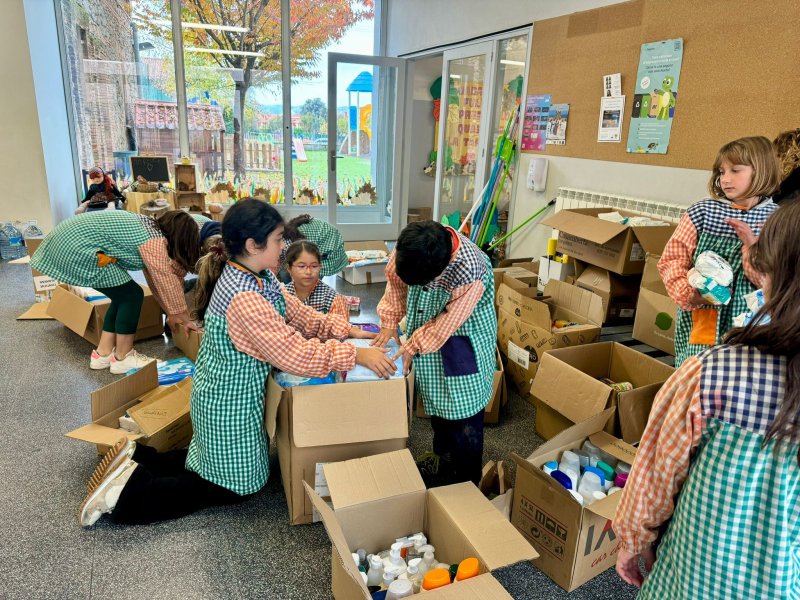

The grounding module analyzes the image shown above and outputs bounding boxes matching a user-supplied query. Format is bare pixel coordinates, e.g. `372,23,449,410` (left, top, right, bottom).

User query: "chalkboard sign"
130,156,171,183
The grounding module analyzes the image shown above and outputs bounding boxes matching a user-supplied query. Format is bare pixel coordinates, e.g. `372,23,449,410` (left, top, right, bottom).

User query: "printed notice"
507,340,530,370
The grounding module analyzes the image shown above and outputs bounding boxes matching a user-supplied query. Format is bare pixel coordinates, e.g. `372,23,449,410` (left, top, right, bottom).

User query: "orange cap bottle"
455,557,479,581
421,568,451,591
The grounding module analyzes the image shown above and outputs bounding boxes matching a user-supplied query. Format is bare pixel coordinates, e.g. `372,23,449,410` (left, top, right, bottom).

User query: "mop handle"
487,199,556,250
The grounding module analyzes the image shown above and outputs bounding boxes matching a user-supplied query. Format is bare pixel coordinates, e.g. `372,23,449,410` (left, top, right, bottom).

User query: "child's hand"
392,345,413,375
371,327,399,347
725,218,757,248
687,289,707,307
348,325,377,340
355,347,397,379
168,312,200,332
615,546,655,588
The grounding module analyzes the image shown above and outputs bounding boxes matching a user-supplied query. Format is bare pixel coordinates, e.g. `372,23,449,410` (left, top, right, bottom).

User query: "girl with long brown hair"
614,199,800,598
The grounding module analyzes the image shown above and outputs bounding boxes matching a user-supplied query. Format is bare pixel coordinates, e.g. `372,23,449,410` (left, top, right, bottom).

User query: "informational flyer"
627,38,684,154
521,94,551,151
546,103,570,145
598,96,625,142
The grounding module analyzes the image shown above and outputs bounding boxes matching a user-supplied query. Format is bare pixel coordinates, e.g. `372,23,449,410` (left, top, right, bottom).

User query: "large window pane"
59,0,177,191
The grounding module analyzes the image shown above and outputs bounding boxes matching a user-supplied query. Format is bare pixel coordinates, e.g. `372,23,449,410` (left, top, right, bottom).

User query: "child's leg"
430,409,485,486
95,281,144,359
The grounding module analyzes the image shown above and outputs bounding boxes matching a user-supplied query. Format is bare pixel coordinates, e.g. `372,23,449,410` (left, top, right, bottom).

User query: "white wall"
407,55,442,209
0,0,53,230
386,0,628,57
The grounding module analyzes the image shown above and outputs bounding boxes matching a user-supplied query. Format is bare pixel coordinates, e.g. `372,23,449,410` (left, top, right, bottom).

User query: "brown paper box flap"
428,483,538,570
589,430,638,466
344,241,388,252
17,302,54,320
264,375,283,440
543,280,604,326
128,377,192,437
495,283,551,328
584,492,621,521
302,481,370,596
641,254,667,293
291,377,408,448
542,208,628,246
323,449,424,510
90,361,158,421
631,224,676,256
47,285,94,334
526,408,616,462
65,424,142,446
531,354,611,424
426,573,512,598
610,342,674,387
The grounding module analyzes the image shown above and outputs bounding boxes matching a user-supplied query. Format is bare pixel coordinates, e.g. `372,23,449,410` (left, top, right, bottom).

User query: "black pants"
110,446,248,525
430,409,485,486
95,279,144,335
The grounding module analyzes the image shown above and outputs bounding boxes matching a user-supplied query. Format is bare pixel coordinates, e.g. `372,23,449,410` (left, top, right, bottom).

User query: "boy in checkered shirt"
373,221,497,486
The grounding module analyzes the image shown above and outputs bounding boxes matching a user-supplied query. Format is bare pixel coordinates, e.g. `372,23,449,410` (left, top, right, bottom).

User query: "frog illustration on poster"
627,38,684,154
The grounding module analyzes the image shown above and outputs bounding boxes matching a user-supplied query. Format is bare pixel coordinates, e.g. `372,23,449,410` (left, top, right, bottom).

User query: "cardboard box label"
629,242,645,262
516,494,570,562
507,340,531,370
619,308,635,318
33,275,58,293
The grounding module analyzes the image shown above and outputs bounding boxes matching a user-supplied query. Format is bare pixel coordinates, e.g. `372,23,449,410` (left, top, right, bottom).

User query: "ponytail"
192,239,227,323
283,214,312,242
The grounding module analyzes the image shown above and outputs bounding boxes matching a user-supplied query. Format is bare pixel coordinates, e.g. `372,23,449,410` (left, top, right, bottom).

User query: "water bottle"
0,222,26,260
23,220,44,239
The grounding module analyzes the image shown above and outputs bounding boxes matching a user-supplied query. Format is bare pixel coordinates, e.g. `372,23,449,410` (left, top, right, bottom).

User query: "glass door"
328,53,407,241
433,42,495,223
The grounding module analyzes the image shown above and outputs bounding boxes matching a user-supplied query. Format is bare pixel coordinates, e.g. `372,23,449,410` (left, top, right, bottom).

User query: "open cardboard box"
511,409,636,592
265,371,415,525
65,361,193,454
633,254,677,354
496,279,603,396
172,325,203,362
416,346,507,424
338,241,389,285
574,262,642,325
47,283,163,346
492,260,539,292
537,256,575,292
530,342,674,443
304,449,538,599
542,208,676,275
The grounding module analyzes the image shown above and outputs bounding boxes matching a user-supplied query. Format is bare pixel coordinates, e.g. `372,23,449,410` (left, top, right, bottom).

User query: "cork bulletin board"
524,0,800,169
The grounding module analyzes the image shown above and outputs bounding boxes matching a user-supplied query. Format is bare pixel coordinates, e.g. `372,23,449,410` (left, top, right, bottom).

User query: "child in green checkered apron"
614,199,800,598
373,221,497,487
658,137,780,366
78,200,396,527
279,214,348,282
30,210,201,374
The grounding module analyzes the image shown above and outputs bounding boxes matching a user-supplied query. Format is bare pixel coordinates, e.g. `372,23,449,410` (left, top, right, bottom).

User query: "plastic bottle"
614,473,629,488
385,579,413,599
366,555,384,587
386,543,407,576
616,461,632,475
0,222,26,260
564,467,579,490
404,563,423,593
382,570,397,590
406,533,427,561
577,471,604,505
421,568,451,591
582,466,606,488
357,548,368,572
572,449,590,469
455,557,479,581
549,470,573,490
559,450,580,474
22,220,43,239
607,486,623,495
542,461,558,476
418,550,436,576
569,490,584,505
582,440,602,467
596,461,616,491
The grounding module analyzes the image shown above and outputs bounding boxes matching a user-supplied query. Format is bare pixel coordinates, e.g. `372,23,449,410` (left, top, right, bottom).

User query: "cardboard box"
46,284,163,346
125,191,174,214
633,254,677,354
416,347,507,424
172,325,203,362
542,208,676,275
493,259,539,291
406,207,433,223
265,372,415,525
24,237,58,304
530,342,674,443
496,280,603,396
338,241,389,285
305,449,538,599
511,409,636,592
537,256,576,292
65,361,193,453
574,263,641,324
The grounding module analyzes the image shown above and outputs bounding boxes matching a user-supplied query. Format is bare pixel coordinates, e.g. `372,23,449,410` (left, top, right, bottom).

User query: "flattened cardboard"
172,325,203,362
47,284,163,346
308,449,537,599
17,302,54,320
632,254,677,354
575,264,641,324
542,208,676,275
265,372,413,525
496,280,602,396
511,409,636,591
65,362,193,453
530,342,674,442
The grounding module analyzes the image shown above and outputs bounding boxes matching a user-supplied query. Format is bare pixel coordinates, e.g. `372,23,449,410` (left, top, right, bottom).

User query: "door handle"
330,151,337,172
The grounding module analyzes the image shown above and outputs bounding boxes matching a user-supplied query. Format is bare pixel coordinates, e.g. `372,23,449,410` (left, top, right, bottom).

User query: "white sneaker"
79,459,137,527
87,437,136,495
109,349,156,375
90,349,114,370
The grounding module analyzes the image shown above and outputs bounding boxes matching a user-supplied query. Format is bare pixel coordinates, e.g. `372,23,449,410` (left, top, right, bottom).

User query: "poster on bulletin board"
627,38,684,154
521,94,551,151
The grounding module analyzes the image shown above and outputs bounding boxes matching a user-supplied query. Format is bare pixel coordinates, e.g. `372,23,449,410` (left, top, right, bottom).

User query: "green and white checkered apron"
298,218,348,277
674,199,777,367
185,263,286,495
638,345,800,599
407,251,497,420
30,211,156,288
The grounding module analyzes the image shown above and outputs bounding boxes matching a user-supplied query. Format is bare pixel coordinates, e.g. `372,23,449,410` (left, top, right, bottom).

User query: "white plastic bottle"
559,450,580,474
577,471,604,505
404,563,423,593
366,555,384,587
385,578,414,599
386,543,407,576
382,570,397,590
418,550,436,576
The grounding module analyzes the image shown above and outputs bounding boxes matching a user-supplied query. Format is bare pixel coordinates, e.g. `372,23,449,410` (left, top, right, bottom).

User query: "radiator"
554,187,686,224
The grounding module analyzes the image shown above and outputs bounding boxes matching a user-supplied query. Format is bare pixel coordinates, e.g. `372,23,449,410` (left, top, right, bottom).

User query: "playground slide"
291,138,307,162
